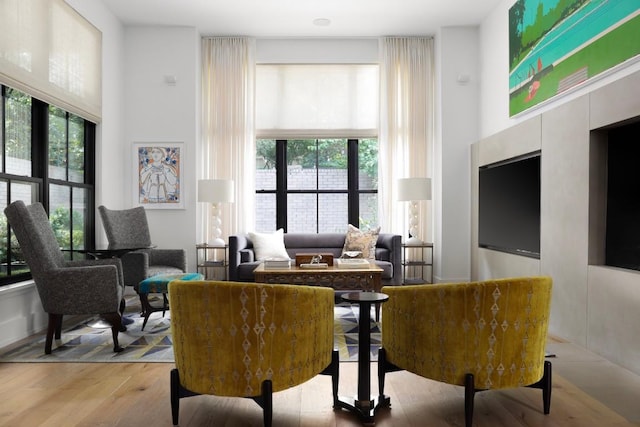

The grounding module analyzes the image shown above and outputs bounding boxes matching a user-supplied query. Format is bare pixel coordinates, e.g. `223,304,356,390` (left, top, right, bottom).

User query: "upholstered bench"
138,272,204,330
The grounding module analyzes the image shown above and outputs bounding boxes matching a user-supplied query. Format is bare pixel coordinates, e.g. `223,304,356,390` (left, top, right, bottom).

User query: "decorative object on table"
397,177,432,245
4,201,126,354
341,224,380,260
197,179,235,246
335,258,370,269
379,276,553,427
263,257,292,269
295,253,334,266
168,280,339,426
134,142,184,209
98,205,186,312
299,253,329,268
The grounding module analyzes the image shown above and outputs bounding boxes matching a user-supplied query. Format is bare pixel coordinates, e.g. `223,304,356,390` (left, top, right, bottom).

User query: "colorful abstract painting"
509,0,640,116
134,143,183,209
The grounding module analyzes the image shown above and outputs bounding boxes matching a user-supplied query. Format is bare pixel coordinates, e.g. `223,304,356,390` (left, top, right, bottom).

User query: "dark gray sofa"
229,232,402,286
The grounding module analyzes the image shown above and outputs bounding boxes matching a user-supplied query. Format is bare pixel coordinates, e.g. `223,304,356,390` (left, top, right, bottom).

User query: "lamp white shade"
397,177,432,201
198,179,235,204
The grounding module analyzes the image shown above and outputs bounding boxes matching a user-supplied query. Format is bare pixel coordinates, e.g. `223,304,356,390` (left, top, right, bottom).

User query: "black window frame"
0,85,96,286
256,138,377,232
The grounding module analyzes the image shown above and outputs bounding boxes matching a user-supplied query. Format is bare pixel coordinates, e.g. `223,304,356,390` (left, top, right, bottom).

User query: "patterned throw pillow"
341,224,380,260
248,229,290,260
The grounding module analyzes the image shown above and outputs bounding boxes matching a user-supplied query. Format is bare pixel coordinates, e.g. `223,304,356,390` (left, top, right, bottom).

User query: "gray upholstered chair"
98,206,186,311
4,200,126,354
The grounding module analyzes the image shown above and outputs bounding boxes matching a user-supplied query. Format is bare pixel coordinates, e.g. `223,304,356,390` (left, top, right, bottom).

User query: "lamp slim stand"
405,200,423,246
209,202,225,247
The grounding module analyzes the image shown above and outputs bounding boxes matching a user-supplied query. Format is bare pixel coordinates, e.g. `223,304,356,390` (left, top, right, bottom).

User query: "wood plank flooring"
0,357,638,427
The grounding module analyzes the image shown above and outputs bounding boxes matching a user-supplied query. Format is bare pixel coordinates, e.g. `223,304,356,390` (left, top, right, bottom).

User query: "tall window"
0,85,95,285
256,138,377,233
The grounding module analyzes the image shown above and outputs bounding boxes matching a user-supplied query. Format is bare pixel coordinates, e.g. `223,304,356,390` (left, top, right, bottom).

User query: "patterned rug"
0,297,381,363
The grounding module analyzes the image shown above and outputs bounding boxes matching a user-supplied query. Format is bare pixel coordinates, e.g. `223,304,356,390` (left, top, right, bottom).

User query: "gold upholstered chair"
168,280,339,427
378,276,553,427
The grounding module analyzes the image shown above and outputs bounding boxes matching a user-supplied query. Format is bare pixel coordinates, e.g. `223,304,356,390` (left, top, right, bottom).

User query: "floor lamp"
397,177,432,245
198,179,235,246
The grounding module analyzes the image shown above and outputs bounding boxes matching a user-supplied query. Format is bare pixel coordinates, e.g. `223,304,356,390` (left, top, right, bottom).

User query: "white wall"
436,27,479,283
122,26,200,267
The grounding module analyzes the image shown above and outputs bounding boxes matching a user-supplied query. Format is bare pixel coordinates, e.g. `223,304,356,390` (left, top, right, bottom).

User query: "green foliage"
48,106,85,171
50,207,85,249
256,138,378,180
4,88,32,160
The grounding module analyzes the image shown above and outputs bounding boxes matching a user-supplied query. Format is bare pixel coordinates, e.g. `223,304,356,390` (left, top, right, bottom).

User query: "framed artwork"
509,0,640,116
133,142,184,209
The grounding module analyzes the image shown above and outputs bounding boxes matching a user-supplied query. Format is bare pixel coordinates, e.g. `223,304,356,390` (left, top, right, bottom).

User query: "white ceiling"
100,0,503,37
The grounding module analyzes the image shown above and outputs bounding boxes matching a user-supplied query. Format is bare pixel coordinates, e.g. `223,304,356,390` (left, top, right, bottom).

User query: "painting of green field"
509,0,640,116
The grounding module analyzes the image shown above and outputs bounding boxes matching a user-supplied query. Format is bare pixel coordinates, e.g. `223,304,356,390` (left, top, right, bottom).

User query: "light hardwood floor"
1,338,640,427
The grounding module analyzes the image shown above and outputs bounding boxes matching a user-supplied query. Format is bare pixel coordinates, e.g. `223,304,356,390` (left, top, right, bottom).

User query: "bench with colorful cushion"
138,272,204,330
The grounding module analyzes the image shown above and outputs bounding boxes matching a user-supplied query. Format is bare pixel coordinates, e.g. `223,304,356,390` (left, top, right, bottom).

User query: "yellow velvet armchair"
168,280,339,426
379,276,553,427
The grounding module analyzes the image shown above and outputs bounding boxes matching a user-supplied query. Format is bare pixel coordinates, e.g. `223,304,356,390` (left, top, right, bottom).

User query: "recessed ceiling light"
313,18,331,27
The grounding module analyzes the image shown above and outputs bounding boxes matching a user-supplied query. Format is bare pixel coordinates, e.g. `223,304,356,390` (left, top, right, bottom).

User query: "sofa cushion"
248,229,290,260
342,224,380,260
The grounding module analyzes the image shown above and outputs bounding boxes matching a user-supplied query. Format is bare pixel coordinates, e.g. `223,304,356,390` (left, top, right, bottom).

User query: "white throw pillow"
248,229,290,260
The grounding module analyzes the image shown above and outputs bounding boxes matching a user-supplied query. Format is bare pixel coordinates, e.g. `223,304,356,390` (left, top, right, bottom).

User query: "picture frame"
508,0,640,117
133,142,184,209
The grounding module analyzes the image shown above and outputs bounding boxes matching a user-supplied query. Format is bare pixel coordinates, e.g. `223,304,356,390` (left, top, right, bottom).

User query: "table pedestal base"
335,394,391,424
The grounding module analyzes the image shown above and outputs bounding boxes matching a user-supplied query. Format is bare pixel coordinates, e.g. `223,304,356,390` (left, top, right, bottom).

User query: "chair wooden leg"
528,360,553,414
464,373,475,427
261,379,273,427
542,360,552,414
54,314,63,339
171,369,180,426
170,368,200,425
101,312,124,352
45,313,62,354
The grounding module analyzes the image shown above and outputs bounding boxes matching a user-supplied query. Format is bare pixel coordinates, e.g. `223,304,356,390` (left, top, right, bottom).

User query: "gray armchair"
98,206,186,308
4,201,125,354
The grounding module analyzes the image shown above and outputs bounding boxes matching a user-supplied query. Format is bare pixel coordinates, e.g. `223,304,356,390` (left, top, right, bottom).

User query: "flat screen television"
478,152,541,258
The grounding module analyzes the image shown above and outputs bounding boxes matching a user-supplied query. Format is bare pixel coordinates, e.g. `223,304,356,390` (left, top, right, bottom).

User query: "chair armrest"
120,251,150,287
377,233,402,285
43,265,123,314
149,249,186,271
229,235,253,281
65,258,125,288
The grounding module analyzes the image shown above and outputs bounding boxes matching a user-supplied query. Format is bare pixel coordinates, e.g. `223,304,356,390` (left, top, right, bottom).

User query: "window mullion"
276,140,287,231
347,139,359,226
31,99,48,210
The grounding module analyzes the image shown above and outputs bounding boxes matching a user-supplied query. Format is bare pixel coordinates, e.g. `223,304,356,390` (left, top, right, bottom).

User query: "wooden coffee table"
253,262,385,320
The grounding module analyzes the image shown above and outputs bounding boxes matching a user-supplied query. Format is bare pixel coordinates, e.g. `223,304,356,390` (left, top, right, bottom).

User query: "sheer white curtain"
201,37,256,242
379,37,435,242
